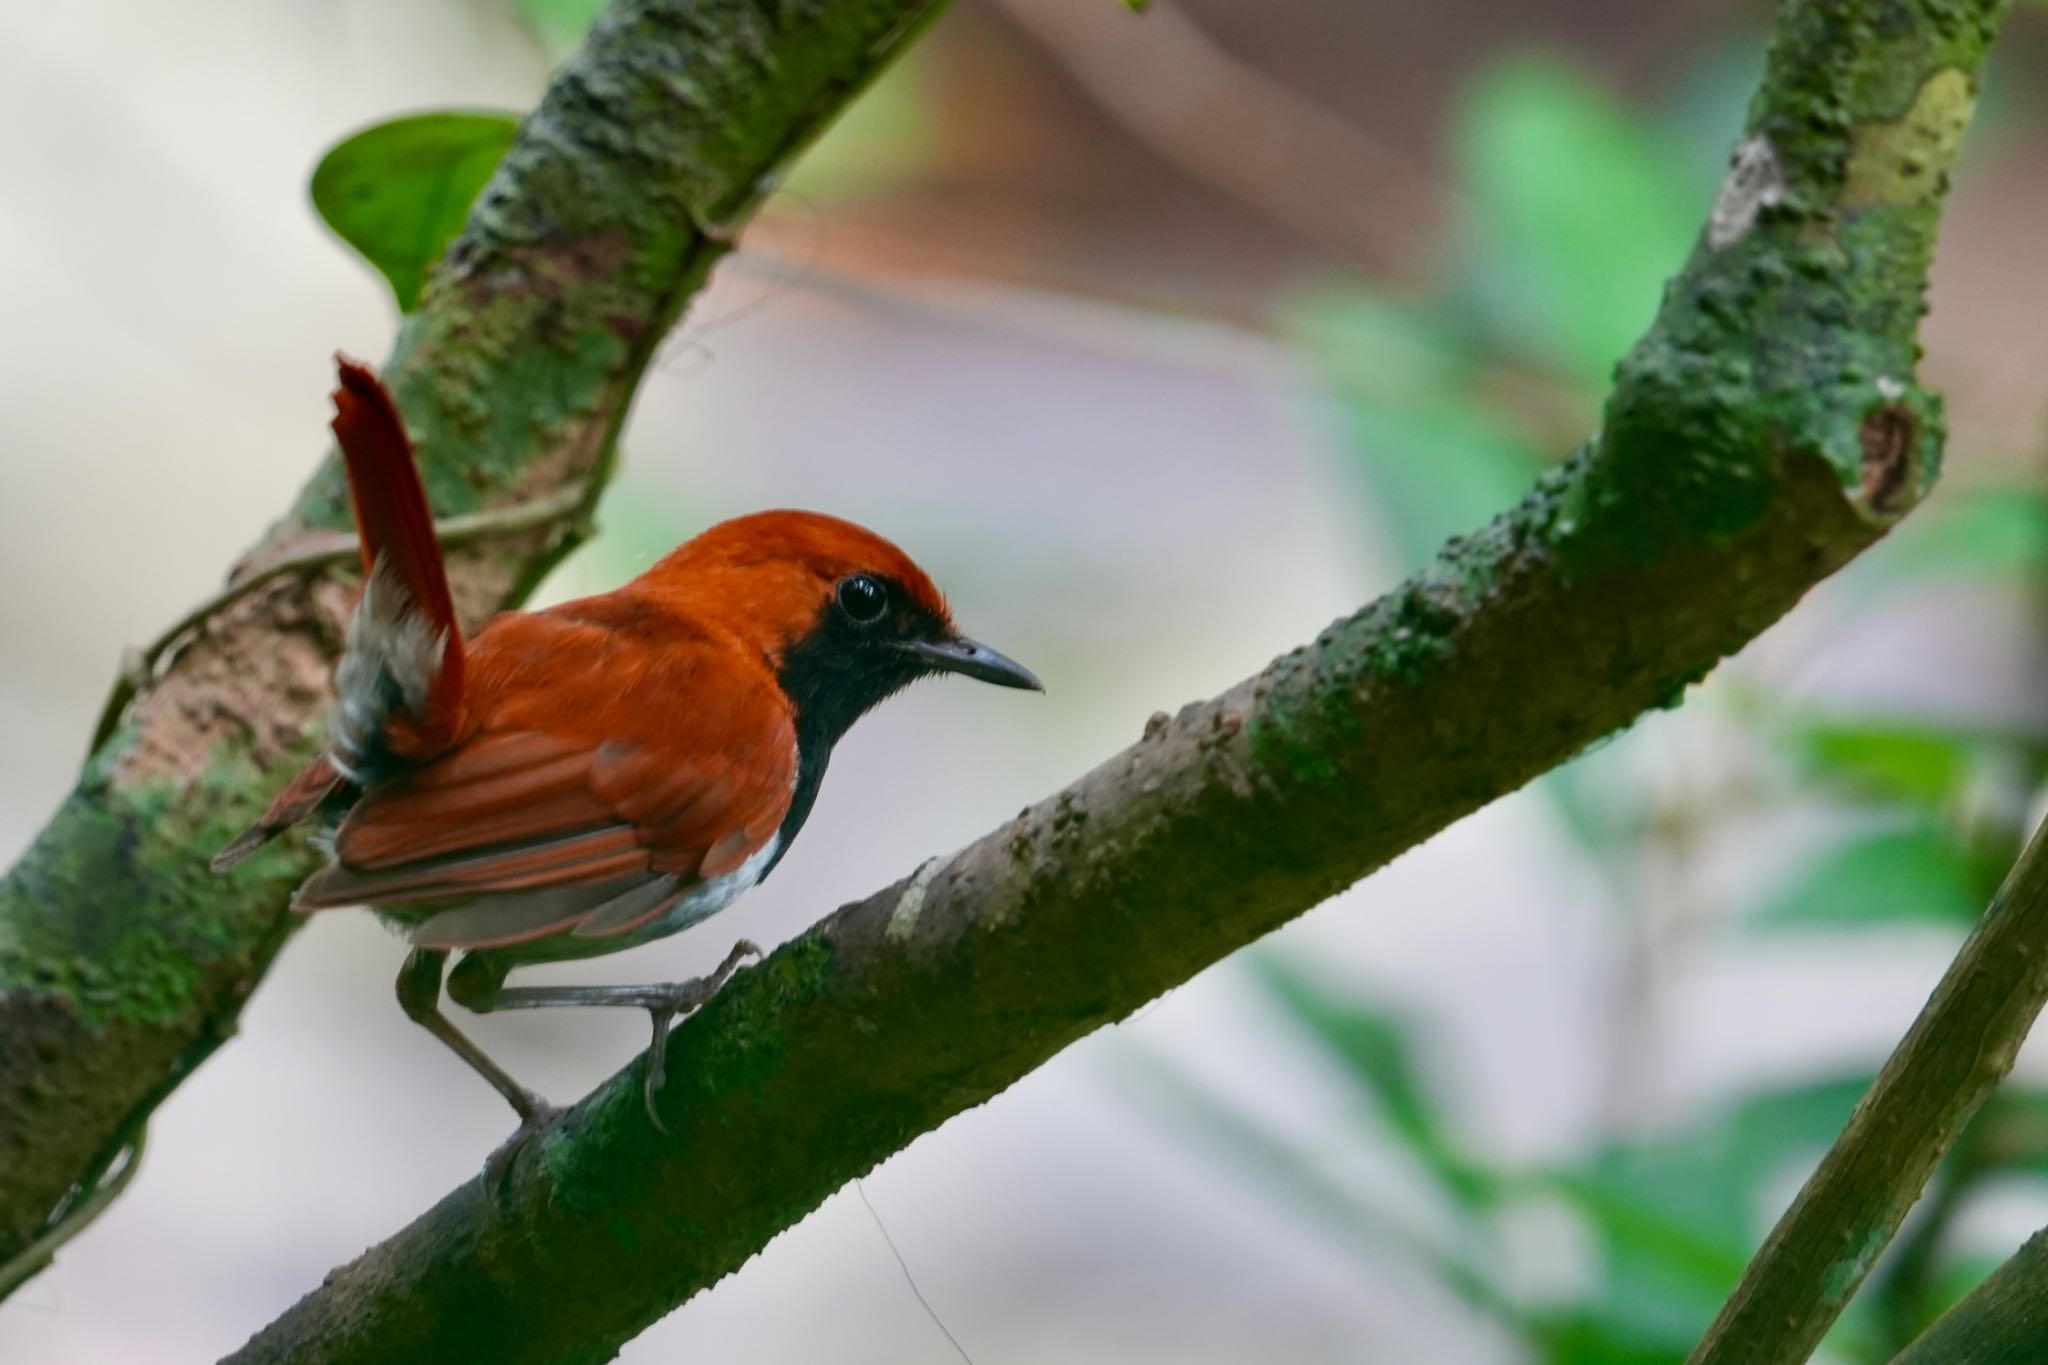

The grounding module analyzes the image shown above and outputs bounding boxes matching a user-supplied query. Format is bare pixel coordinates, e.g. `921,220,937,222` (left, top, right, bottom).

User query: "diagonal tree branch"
1688,816,2048,1364
0,0,951,1277
214,2,2007,1360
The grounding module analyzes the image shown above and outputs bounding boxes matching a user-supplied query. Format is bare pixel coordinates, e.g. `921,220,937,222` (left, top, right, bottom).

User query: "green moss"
1247,710,1341,789
1748,0,2003,213
1244,4,1981,801
691,934,836,1087
0,769,304,1031
1566,147,1946,569
1535,0,1990,574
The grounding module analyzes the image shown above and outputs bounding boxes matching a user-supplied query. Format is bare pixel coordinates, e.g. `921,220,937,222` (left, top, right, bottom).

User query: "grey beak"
895,635,1044,692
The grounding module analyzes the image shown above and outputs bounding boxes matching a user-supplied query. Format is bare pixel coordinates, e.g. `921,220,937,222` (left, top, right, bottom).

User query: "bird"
215,355,1041,1145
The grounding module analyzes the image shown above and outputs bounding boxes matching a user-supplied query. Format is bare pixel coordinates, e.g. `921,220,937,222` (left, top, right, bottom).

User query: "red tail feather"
333,359,459,643
210,357,467,873
332,356,465,735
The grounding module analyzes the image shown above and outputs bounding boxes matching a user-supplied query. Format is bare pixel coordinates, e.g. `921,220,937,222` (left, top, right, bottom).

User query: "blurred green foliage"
1747,824,1991,931
1288,293,1546,565
1144,41,2048,1365
1538,1075,1879,1362
1454,55,1707,386
513,0,606,52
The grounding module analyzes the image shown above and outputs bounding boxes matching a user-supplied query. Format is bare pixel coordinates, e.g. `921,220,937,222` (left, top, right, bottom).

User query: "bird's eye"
836,574,889,624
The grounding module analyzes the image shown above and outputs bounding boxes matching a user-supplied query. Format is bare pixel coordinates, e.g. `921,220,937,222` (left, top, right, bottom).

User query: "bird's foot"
640,939,763,1132
480,1093,562,1199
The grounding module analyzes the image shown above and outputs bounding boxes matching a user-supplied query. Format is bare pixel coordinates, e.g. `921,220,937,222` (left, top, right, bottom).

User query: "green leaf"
1793,718,1982,809
1248,956,1497,1211
1341,397,1549,568
310,111,520,312
1454,55,1706,383
1749,823,1987,931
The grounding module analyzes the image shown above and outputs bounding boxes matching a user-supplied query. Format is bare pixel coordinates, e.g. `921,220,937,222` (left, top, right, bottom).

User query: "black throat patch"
767,585,946,873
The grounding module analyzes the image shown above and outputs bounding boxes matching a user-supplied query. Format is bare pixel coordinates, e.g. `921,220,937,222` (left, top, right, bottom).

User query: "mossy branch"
206,2,2010,1360
0,0,950,1278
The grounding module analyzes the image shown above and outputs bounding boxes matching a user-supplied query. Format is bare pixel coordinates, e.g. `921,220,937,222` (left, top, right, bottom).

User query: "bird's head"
639,509,1041,745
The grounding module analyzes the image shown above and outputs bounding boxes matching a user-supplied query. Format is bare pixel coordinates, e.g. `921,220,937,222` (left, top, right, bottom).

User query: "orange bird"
216,357,1040,1140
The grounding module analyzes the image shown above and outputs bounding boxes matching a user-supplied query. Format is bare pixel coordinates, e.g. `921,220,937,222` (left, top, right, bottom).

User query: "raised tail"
332,359,459,634
213,356,466,872
328,355,466,756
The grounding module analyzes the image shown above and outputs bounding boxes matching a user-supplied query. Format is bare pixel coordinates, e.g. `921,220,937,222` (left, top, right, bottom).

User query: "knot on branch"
1857,398,1920,522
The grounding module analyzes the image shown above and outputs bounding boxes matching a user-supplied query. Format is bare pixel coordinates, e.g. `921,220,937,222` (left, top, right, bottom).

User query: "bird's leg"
395,948,560,1187
447,940,762,1132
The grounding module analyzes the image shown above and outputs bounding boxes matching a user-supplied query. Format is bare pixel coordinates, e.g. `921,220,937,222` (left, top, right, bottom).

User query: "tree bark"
197,0,2004,1359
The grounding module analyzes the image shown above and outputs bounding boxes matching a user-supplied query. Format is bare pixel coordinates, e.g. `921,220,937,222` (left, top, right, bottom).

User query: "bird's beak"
895,635,1044,692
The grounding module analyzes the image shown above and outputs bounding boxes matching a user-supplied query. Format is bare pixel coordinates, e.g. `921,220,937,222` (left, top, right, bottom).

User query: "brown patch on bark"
107,534,568,792
110,577,347,790
1859,403,1918,517
443,546,530,636
503,422,606,511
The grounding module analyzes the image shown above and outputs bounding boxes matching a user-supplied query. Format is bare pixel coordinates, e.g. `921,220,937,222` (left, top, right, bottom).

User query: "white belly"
636,835,780,942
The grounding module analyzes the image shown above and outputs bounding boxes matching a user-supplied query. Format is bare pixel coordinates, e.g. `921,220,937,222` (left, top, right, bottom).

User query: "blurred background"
5,1,2048,1361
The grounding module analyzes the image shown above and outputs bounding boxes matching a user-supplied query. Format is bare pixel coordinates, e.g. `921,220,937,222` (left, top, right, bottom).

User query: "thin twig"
0,1127,146,1300
855,1180,975,1365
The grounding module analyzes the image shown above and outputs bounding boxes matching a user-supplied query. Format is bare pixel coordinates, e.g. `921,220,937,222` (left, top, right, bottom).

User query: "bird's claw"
639,939,764,1133
643,1007,678,1134
481,1098,562,1200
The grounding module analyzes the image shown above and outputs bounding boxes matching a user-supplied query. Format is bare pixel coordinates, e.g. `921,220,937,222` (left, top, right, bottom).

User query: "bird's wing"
293,615,797,948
